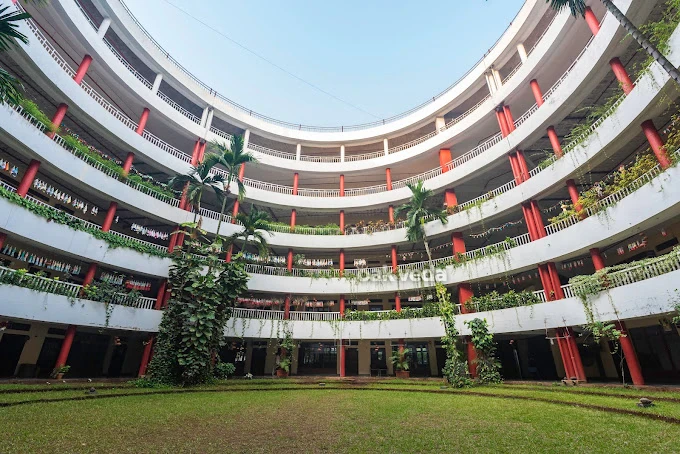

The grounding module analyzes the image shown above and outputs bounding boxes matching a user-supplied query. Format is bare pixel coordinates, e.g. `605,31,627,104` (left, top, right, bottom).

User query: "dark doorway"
0,334,29,377
107,345,128,377
435,347,447,377
345,348,359,376
251,345,267,376
498,336,558,381
220,343,247,376
36,337,62,378
297,343,337,375
630,325,680,383
404,343,430,377
68,333,110,377
370,347,388,377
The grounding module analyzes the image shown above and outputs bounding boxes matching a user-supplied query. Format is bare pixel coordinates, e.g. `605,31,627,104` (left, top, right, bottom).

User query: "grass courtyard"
2,380,680,453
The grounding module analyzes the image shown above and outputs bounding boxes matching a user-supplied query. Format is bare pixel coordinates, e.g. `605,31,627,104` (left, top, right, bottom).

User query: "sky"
126,0,525,127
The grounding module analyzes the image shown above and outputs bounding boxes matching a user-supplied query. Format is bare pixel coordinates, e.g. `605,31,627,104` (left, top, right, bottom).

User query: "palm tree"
167,153,225,224
395,181,448,266
547,0,680,86
209,135,258,237
0,3,42,103
226,205,273,258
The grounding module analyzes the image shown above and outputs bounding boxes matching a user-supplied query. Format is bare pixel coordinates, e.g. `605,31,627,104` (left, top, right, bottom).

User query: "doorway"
345,348,359,376
0,334,29,377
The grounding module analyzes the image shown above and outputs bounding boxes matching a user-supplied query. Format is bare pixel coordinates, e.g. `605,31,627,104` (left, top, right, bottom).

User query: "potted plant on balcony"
52,365,70,380
391,348,411,379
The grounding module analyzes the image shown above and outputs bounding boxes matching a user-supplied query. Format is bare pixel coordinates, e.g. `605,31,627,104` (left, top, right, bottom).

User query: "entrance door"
407,343,430,377
107,345,128,377
251,347,267,376
36,337,62,378
0,334,29,377
435,347,447,377
370,347,387,377
345,348,359,376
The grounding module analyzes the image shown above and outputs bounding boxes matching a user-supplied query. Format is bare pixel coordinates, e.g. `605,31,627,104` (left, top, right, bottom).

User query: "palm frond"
0,7,30,52
546,0,586,17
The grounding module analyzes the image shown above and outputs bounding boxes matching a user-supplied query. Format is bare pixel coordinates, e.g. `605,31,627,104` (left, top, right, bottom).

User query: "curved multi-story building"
1,0,679,383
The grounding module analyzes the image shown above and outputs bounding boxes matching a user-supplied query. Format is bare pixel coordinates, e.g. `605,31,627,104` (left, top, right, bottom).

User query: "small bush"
214,362,236,379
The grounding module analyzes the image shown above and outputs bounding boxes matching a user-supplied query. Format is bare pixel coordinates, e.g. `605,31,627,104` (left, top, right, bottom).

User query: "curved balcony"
83,0,553,142
225,260,680,340
9,0,646,213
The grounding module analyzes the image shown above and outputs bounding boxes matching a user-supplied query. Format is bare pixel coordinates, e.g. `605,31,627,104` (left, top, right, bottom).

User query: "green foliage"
0,185,170,258
214,362,236,379
343,303,441,321
146,244,250,386
437,283,472,388
465,290,541,312
637,0,680,72
278,357,292,373
564,88,624,149
390,348,410,371
465,318,502,385
18,98,55,131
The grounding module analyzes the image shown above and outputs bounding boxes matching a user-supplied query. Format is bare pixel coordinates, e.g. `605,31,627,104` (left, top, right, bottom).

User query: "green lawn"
2,382,680,453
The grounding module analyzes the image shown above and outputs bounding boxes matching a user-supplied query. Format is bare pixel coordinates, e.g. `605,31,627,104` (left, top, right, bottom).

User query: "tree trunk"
601,0,680,86
215,178,233,238
423,237,438,284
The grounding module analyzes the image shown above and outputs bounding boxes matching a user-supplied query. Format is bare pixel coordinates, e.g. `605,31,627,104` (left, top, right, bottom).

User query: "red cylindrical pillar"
339,295,345,316
290,209,297,230
197,141,206,163
154,280,167,310
516,150,530,182
584,6,601,35
339,174,345,196
565,328,586,381
458,283,473,314
547,127,563,158
168,226,180,252
388,205,395,223
73,55,93,85
614,321,644,385
452,232,466,257
138,335,155,377
226,245,233,263
530,200,546,238
547,262,564,300
530,79,544,107
556,329,576,379
566,179,583,212
287,249,293,272
508,153,522,185
439,149,452,172
136,108,150,135
339,249,345,277
0,232,6,249
503,105,516,133
641,120,672,169
537,264,554,301
391,245,398,273
522,204,538,241
395,293,401,312
102,202,118,232
386,168,393,190
48,104,69,137
339,210,345,233
284,294,291,319
190,140,201,166
122,152,134,175
292,173,299,195
466,341,478,378
82,263,97,288
590,248,606,271
496,108,510,137
609,58,635,95
54,325,77,370
444,189,457,209
17,159,41,197
231,201,240,223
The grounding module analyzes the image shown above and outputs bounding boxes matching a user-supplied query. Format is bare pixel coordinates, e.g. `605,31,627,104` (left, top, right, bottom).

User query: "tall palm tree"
0,3,42,103
226,205,274,258
547,0,680,86
168,153,225,224
209,135,258,237
395,181,448,266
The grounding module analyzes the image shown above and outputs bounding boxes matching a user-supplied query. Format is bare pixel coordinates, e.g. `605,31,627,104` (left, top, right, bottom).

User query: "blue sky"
127,0,524,126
